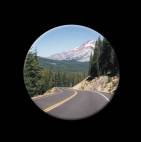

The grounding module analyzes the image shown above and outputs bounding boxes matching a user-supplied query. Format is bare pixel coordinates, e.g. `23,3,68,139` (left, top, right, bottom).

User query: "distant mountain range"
47,40,95,62
38,40,95,73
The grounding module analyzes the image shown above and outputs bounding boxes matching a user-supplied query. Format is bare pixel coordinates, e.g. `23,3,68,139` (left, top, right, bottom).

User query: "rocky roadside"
73,75,119,95
32,87,62,100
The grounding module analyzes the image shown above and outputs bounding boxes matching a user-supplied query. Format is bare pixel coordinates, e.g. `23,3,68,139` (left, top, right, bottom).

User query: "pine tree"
88,37,119,79
88,52,93,75
24,51,43,97
99,38,113,75
110,48,119,75
90,40,100,78
97,37,103,75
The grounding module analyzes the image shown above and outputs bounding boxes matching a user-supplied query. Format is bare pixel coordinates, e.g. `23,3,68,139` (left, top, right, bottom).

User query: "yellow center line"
43,90,78,112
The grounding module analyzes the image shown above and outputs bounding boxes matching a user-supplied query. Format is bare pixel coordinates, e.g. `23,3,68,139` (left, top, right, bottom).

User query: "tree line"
24,51,87,97
24,37,119,97
88,37,119,79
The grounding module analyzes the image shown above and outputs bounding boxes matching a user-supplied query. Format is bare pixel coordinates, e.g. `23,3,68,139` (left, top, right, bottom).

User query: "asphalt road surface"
32,88,110,120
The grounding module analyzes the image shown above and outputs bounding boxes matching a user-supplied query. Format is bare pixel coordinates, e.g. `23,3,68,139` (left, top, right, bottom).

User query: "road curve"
32,88,110,120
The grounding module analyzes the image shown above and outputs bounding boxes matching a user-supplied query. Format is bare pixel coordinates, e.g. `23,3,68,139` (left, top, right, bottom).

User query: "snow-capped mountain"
47,40,95,62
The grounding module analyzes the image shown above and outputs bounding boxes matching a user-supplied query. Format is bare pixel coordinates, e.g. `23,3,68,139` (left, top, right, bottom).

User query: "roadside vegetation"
24,37,119,97
88,37,119,79
74,37,120,94
24,51,87,97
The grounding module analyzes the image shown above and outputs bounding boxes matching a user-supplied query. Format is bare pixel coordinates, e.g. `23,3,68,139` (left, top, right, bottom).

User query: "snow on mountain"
47,40,95,62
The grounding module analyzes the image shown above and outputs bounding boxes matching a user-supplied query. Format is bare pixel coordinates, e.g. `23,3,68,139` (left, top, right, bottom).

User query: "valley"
38,56,89,73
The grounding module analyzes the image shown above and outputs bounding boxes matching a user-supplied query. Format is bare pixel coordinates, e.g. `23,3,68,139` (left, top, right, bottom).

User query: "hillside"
73,75,119,94
38,56,89,73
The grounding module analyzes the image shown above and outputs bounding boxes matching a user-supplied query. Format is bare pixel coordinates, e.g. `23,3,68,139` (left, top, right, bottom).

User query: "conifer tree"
24,51,43,97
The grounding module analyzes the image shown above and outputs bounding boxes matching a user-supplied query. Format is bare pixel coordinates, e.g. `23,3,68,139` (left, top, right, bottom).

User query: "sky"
30,25,103,57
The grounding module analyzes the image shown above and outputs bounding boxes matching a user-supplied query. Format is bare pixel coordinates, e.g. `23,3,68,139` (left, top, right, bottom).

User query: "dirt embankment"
73,75,119,94
32,87,62,100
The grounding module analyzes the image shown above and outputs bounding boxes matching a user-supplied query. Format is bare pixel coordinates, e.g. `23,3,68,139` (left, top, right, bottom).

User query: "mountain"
47,40,95,62
38,57,89,73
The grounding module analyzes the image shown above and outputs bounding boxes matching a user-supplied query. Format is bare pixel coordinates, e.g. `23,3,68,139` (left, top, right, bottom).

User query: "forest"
24,52,87,97
88,37,119,80
38,57,89,73
24,37,119,97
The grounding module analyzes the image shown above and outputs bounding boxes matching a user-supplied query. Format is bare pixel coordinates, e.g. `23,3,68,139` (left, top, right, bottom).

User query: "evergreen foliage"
88,37,119,79
24,51,87,97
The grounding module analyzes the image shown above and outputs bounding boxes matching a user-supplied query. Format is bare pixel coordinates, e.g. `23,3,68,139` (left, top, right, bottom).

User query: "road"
32,88,110,120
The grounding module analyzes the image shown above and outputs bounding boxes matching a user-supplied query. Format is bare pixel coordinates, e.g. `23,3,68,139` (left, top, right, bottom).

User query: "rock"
73,75,119,94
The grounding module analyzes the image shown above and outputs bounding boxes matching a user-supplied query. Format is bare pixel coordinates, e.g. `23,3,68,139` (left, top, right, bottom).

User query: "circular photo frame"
23,25,120,120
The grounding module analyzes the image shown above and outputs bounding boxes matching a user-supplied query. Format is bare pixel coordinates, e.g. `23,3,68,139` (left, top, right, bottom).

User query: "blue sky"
30,25,103,57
